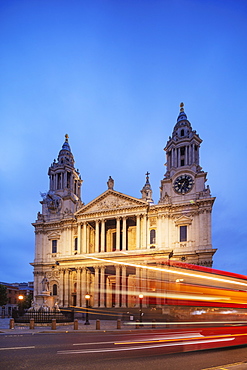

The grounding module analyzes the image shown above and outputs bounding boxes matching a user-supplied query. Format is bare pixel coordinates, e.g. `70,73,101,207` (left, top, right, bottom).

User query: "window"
52,284,57,296
180,226,187,242
180,146,185,156
52,240,57,253
74,237,78,251
150,229,156,244
181,129,184,136
181,159,185,166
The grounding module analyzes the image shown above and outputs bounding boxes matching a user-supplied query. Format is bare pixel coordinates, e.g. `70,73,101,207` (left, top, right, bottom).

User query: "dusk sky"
1,0,247,283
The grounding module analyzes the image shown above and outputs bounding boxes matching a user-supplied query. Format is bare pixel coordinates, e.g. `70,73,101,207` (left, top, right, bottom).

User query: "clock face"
173,175,193,194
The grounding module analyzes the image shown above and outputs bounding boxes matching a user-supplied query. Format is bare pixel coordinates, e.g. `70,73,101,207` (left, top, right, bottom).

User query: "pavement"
0,317,143,334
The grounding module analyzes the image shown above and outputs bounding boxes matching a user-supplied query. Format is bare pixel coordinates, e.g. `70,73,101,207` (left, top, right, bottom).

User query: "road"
1,330,247,370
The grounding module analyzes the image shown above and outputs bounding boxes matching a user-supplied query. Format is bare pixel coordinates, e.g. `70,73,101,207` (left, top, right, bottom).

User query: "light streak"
124,320,247,325
57,338,234,355
114,332,244,345
76,254,247,288
0,346,35,351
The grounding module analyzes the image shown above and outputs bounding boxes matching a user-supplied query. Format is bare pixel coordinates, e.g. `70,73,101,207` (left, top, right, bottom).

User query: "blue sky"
1,0,247,283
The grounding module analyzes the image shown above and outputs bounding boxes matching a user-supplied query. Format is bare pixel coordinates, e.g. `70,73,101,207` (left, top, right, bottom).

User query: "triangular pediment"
174,215,193,226
76,189,148,216
47,232,61,240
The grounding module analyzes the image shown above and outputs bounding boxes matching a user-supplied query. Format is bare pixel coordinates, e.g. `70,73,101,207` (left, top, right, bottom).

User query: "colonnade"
167,144,199,170
76,214,150,254
50,263,165,308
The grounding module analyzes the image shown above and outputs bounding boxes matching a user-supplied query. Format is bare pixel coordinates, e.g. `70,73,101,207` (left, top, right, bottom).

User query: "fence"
12,309,74,323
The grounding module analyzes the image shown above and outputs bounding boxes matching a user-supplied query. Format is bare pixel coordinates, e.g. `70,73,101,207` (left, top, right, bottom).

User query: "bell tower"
40,134,83,220
160,103,211,203
159,103,216,266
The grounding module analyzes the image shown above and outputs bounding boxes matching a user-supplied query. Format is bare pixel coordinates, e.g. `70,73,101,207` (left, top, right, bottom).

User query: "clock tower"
159,103,216,266
39,134,83,222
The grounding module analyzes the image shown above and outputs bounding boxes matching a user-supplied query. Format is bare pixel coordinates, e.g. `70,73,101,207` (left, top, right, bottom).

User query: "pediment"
47,232,61,240
76,190,148,216
174,215,193,226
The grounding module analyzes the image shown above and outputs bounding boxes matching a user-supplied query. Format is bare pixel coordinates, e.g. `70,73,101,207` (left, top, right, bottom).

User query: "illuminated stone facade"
31,104,216,309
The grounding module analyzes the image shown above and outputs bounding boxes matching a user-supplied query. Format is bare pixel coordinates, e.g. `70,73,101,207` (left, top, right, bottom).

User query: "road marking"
0,346,35,351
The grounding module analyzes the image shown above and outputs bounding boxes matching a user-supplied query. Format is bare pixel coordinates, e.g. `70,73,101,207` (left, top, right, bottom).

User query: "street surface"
1,329,247,370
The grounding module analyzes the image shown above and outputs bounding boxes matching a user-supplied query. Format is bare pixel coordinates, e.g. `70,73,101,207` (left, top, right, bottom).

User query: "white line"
0,346,35,351
58,338,234,355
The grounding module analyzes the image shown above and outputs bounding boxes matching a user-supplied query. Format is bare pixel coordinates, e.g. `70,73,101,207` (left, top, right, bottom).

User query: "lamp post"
84,294,90,325
18,295,24,316
139,294,143,324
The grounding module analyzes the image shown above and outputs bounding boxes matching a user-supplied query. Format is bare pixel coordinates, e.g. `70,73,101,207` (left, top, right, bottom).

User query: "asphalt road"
1,331,247,370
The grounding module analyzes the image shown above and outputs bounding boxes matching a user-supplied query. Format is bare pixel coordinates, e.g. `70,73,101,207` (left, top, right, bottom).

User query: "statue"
41,277,49,292
107,176,114,190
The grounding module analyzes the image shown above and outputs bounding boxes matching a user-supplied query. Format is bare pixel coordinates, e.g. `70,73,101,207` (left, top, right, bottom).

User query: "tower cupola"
40,135,83,220
164,103,202,178
141,172,153,204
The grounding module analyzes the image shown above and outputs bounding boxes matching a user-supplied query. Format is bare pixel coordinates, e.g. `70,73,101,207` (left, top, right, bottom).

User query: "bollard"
152,319,156,329
51,318,56,330
30,318,35,329
117,319,121,329
135,320,139,329
74,319,78,330
96,319,100,330
9,318,14,329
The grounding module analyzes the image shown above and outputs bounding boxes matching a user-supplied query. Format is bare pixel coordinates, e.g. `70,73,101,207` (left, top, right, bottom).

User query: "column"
94,266,99,307
121,265,127,308
116,217,121,251
76,268,81,307
184,146,188,166
178,147,181,166
156,263,162,307
95,220,100,253
100,266,105,307
64,269,69,307
136,215,140,249
115,265,120,308
142,215,147,249
58,269,64,307
82,222,87,253
135,267,140,306
142,268,147,308
81,268,87,307
157,215,161,248
122,217,127,251
77,223,81,254
101,220,105,253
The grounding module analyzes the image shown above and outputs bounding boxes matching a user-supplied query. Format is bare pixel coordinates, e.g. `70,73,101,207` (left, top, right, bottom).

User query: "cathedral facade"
31,104,216,309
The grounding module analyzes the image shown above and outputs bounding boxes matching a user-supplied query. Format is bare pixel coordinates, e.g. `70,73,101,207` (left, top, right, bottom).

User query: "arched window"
74,237,78,251
52,284,58,296
150,229,156,244
181,129,184,136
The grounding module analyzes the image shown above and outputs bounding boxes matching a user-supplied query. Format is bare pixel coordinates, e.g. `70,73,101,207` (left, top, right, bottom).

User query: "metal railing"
12,309,74,323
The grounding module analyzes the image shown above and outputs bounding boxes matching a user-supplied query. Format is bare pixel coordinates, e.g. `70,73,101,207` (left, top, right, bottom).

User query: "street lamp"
18,295,24,315
139,294,143,324
84,294,90,325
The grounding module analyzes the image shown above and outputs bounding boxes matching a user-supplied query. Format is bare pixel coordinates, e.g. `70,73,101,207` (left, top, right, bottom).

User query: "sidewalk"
0,317,144,334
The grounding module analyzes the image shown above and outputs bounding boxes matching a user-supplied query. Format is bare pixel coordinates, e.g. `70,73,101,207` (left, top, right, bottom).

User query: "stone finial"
180,102,184,112
65,134,69,142
107,176,114,190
